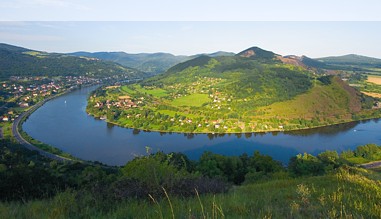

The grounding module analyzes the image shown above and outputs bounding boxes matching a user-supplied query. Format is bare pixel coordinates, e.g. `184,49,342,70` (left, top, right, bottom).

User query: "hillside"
70,51,189,75
70,51,235,75
318,54,381,69
0,43,144,79
87,46,380,133
2,137,381,218
257,76,365,127
279,55,328,70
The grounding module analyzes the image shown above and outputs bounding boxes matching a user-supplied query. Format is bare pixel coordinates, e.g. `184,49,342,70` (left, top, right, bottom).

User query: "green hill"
318,54,381,66
317,54,381,71
0,43,144,79
70,51,189,75
87,46,380,133
69,51,235,75
237,46,278,59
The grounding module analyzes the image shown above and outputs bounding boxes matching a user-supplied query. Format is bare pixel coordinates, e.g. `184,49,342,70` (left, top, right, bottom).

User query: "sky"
1,1,381,58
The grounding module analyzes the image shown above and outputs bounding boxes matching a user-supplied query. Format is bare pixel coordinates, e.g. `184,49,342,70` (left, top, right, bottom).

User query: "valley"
87,47,381,133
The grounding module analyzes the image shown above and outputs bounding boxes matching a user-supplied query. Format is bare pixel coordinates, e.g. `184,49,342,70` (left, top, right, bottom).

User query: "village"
0,76,102,122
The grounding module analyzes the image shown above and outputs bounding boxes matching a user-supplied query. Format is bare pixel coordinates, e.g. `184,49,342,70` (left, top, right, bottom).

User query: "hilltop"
87,46,380,133
0,43,144,79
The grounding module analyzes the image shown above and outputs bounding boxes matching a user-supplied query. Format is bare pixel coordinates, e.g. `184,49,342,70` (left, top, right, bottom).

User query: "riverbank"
87,109,381,135
22,84,381,166
12,88,76,162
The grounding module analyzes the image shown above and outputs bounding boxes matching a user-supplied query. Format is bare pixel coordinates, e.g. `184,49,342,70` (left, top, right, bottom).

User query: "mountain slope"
87,46,379,133
69,51,189,75
237,46,278,59
258,76,363,121
318,54,381,68
0,44,143,79
69,51,235,75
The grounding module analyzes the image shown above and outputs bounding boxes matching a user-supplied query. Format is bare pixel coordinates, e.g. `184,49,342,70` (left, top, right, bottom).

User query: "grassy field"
134,85,168,97
120,85,168,97
2,167,381,218
258,80,352,120
361,91,381,98
367,75,381,85
120,85,136,94
171,93,210,107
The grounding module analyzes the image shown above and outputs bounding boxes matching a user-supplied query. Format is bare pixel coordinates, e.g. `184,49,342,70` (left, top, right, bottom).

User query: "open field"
171,93,210,107
120,85,136,94
362,91,381,98
367,75,381,85
258,80,352,119
133,85,168,97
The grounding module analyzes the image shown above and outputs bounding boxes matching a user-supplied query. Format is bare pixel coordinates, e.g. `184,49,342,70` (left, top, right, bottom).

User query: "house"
2,117,9,122
19,102,29,108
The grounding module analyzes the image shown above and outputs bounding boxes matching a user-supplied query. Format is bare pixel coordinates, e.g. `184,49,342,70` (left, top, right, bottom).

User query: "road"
360,161,381,169
12,95,73,163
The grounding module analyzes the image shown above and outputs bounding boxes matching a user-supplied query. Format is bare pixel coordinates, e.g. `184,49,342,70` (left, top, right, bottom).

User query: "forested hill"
69,51,235,75
317,54,381,68
69,51,189,76
144,48,314,107
0,43,145,79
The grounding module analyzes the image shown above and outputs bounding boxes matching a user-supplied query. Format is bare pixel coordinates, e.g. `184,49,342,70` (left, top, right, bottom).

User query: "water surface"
23,86,381,166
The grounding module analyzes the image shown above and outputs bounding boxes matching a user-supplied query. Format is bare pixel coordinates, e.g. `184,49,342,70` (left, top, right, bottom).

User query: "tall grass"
2,166,381,218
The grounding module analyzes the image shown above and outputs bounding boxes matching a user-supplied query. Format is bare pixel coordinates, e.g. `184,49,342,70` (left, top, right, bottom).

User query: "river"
22,86,381,166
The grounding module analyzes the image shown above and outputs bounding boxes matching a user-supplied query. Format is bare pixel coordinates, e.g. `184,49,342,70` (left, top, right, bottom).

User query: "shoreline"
87,110,381,135
13,84,101,163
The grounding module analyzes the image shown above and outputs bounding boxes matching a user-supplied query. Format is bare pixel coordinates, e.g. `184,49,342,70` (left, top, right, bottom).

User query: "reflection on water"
22,86,381,166
285,121,361,137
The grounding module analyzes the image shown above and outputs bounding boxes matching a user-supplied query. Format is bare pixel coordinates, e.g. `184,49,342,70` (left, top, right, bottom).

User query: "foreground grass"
2,167,381,218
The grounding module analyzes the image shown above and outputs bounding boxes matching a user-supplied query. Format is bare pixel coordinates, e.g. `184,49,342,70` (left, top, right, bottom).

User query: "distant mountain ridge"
317,54,381,67
69,51,235,75
0,43,143,79
69,51,189,76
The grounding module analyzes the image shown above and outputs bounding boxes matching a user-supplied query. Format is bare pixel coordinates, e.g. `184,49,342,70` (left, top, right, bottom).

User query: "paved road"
360,161,381,169
12,98,73,163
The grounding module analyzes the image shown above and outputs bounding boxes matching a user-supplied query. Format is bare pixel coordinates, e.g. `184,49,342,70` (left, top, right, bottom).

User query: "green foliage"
122,154,188,190
288,153,325,176
3,166,381,218
197,151,283,184
354,144,381,160
89,54,319,133
317,75,333,85
0,44,141,79
70,51,189,75
3,139,381,218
